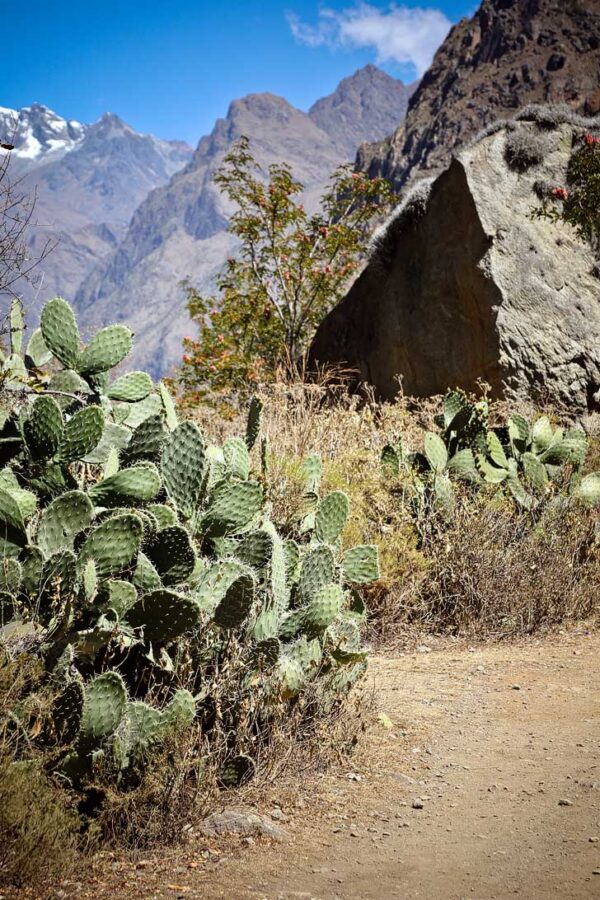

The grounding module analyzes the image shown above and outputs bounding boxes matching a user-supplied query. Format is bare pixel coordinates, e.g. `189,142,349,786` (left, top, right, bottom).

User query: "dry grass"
402,493,600,637
0,647,80,892
193,382,600,643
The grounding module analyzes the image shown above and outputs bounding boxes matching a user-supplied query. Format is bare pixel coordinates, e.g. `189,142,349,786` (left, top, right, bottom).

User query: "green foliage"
1,297,377,794
179,136,394,401
534,131,600,254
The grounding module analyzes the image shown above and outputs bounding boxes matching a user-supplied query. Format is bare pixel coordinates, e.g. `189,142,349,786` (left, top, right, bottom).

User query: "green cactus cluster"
0,298,378,788
382,389,600,518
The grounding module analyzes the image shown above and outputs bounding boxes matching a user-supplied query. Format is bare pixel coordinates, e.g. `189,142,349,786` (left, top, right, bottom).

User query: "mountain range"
4,0,599,377
2,66,413,374
0,104,193,326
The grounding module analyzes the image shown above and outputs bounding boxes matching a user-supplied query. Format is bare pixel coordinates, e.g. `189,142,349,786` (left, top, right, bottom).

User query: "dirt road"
78,632,600,900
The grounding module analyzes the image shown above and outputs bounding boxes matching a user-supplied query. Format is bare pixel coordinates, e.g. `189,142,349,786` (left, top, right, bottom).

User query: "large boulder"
310,110,600,410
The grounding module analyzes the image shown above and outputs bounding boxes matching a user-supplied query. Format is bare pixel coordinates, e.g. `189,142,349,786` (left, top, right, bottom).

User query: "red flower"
584,134,600,146
552,187,569,200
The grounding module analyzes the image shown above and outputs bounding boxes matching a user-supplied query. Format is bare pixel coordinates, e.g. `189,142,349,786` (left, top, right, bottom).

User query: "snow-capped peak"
0,103,87,168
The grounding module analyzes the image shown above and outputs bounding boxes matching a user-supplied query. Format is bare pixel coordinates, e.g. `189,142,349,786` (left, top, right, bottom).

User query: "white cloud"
287,3,452,76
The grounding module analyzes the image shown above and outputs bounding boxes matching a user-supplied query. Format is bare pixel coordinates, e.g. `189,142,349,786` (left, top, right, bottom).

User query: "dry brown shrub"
0,646,80,891
408,494,600,637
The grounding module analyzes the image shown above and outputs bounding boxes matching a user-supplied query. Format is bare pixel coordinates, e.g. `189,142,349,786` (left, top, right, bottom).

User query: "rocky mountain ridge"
0,105,193,323
357,0,600,188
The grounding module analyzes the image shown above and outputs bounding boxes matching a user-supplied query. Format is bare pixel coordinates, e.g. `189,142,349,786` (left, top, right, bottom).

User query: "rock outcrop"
310,112,600,410
357,0,600,189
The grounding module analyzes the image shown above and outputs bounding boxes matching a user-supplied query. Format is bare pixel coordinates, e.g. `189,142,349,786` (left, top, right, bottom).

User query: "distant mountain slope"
74,65,413,375
357,0,600,188
0,105,192,323
308,64,416,160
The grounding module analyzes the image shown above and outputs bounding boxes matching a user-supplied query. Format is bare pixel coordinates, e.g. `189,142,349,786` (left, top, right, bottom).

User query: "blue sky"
6,1,473,145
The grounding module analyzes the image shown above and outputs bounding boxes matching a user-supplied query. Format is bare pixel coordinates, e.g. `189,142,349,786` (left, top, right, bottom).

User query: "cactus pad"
219,754,255,788
101,580,137,618
146,525,196,586
25,327,52,369
486,432,509,470
59,406,104,462
20,546,43,595
214,572,255,629
123,415,165,462
83,422,131,465
301,583,343,636
78,324,133,375
37,490,94,557
277,657,305,697
315,491,349,544
39,549,78,607
126,589,201,642
573,473,600,507
245,396,263,450
223,437,251,480
53,680,85,743
235,529,273,569
0,488,27,557
298,545,335,602
79,513,143,577
40,298,81,369
147,503,177,530
163,689,196,730
9,298,24,355
158,381,178,431
424,432,448,473
203,480,263,536
161,421,206,517
126,702,163,756
523,452,549,491
252,604,280,641
89,464,161,507
194,559,247,612
301,454,322,494
381,443,401,476
447,448,478,481
80,672,127,744
122,393,163,429
107,371,153,402
342,545,379,584
24,395,64,459
132,551,162,591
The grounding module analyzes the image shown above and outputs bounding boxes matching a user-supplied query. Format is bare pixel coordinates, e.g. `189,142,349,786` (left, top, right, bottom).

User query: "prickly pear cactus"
1,296,378,792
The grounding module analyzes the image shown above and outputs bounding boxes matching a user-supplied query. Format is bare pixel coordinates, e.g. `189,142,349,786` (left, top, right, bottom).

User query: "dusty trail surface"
78,633,600,900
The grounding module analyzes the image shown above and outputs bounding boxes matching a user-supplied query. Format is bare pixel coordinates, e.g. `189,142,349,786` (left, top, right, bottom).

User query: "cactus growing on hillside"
0,297,378,788
381,389,600,516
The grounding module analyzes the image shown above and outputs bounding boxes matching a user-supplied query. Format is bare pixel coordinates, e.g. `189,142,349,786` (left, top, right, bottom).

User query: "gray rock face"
310,115,600,410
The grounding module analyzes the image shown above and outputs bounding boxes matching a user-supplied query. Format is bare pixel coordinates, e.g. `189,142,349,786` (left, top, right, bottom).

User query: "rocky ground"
10,630,600,900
